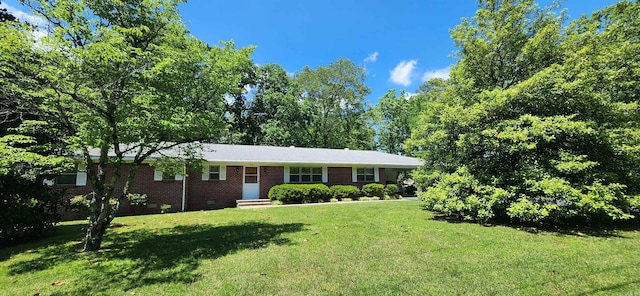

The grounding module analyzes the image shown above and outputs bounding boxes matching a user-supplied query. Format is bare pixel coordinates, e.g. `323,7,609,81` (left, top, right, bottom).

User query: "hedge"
362,183,385,197
268,184,330,203
329,185,361,200
384,184,399,197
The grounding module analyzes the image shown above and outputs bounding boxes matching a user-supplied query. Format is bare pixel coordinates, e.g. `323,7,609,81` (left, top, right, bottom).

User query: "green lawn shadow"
427,210,640,238
5,221,305,294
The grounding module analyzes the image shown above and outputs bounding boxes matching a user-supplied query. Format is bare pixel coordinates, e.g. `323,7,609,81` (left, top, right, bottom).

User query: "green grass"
2,201,640,295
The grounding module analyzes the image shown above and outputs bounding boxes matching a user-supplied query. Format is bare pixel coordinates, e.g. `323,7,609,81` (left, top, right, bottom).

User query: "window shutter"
352,167,357,182
220,165,227,180
322,167,328,183
374,167,380,182
154,169,163,181
76,163,87,186
284,166,290,183
202,164,209,180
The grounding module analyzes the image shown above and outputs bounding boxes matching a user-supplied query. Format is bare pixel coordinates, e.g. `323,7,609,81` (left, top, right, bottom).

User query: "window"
56,170,77,185
356,168,375,182
162,173,176,180
290,167,322,183
245,167,258,183
209,165,220,180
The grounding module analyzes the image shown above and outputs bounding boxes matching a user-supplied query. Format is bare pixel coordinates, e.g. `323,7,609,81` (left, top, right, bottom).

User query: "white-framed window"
56,170,77,185
162,173,176,180
356,168,375,182
201,164,226,181
290,167,322,183
153,168,184,181
55,163,87,186
208,165,220,180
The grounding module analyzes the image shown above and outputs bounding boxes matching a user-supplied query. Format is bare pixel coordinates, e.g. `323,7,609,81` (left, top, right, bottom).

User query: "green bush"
128,193,148,206
359,197,371,201
268,184,330,203
0,175,64,243
342,198,353,202
160,204,172,213
362,183,385,197
329,185,361,200
420,167,511,222
384,184,399,198
330,198,338,203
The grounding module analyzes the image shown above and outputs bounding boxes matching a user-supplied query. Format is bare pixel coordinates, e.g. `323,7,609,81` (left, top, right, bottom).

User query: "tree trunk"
83,212,110,251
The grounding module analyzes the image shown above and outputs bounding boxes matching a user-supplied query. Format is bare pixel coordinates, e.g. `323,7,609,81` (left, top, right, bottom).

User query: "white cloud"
0,2,49,39
421,66,451,81
363,51,379,63
389,60,417,87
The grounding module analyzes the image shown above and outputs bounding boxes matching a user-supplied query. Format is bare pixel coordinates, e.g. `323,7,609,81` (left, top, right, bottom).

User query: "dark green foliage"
268,184,330,203
384,184,399,197
410,1,640,225
361,183,385,197
0,175,63,243
329,185,361,200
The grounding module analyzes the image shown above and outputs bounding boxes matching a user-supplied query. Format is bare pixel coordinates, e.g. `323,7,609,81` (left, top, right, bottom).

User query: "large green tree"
264,59,374,149
409,0,640,224
373,78,446,155
14,0,253,251
0,2,68,242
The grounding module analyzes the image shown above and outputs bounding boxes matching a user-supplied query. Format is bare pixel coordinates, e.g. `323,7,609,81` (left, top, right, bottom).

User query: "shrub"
330,198,338,203
268,184,330,203
420,167,511,222
69,195,90,210
371,196,381,201
341,198,353,202
404,185,417,196
128,193,148,206
271,200,283,206
0,175,64,243
160,204,172,213
330,185,361,200
362,183,385,197
385,184,399,198
359,197,371,201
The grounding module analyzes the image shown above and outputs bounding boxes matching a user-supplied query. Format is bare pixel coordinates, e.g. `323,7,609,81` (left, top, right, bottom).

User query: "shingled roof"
196,144,423,169
90,143,423,169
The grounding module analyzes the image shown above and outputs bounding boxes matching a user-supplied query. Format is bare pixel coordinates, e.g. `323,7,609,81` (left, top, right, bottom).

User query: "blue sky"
2,0,623,104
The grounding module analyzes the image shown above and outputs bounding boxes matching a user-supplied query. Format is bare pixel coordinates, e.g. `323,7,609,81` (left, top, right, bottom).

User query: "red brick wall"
327,167,387,188
260,166,284,199
60,163,183,218
186,165,243,210
59,164,390,220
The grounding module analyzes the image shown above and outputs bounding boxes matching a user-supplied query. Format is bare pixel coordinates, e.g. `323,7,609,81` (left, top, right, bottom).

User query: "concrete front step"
236,199,272,208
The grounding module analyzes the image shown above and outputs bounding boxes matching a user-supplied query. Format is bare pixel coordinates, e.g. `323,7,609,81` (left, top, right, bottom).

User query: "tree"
0,1,17,23
265,58,374,149
16,0,253,251
449,0,564,93
0,3,70,243
373,78,446,155
409,1,640,224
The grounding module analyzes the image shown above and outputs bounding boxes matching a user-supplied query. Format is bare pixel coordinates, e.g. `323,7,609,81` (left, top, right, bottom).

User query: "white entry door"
242,166,260,199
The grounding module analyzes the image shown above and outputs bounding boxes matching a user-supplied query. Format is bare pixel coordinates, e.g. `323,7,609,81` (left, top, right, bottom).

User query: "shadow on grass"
5,221,304,294
428,211,640,238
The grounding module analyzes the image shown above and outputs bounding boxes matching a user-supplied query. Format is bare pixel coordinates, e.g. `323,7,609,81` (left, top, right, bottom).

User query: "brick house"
57,144,422,216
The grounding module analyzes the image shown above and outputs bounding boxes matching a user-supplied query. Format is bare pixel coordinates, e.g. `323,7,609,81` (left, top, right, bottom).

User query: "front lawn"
1,201,639,295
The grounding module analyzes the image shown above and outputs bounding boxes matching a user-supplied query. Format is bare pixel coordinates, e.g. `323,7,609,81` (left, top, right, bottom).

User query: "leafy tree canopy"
6,0,253,250
409,0,640,224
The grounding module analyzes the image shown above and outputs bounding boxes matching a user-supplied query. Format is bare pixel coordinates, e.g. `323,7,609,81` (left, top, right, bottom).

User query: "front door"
242,166,260,199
